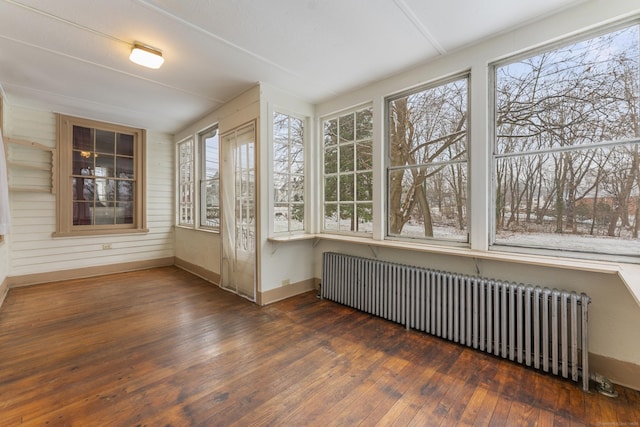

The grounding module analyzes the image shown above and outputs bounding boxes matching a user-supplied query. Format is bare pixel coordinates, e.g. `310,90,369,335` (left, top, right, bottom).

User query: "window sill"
52,228,149,238
310,233,640,308
267,233,317,243
174,225,219,233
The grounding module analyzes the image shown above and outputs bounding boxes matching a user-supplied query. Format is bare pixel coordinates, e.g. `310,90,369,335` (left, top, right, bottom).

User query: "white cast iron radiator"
321,252,591,391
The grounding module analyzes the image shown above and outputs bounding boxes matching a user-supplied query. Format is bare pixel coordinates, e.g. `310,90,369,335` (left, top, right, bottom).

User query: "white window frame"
272,110,306,235
199,125,220,231
321,104,374,236
385,73,470,245
176,137,194,228
490,21,640,261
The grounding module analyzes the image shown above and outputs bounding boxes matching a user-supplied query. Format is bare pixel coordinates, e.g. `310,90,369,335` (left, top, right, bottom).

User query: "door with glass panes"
220,122,256,301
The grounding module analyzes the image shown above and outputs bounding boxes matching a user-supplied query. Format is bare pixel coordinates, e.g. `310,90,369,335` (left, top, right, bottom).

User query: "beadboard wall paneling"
5,106,174,277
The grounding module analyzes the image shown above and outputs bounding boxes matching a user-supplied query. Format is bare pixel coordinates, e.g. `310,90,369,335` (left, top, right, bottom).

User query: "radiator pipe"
590,372,619,398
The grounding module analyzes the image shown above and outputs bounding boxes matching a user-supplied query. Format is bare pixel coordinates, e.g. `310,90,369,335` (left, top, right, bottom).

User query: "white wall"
174,83,318,296
313,0,640,385
173,85,260,282
0,236,8,294
258,83,316,293
4,104,174,278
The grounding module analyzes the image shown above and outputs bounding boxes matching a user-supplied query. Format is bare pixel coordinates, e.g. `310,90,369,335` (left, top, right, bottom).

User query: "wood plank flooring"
0,266,638,426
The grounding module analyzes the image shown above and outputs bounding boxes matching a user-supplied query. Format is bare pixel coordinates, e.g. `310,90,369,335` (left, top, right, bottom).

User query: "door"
220,122,256,301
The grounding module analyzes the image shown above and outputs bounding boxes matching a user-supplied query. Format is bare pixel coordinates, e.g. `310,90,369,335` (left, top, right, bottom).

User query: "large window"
56,114,146,236
322,106,373,234
386,75,469,242
200,126,219,230
273,112,304,233
177,138,194,227
493,23,640,257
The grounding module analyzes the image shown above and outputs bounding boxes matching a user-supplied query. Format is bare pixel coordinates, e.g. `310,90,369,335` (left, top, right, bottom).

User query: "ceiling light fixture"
129,43,164,69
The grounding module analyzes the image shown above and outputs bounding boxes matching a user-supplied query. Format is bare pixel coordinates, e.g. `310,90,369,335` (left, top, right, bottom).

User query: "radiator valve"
590,373,618,398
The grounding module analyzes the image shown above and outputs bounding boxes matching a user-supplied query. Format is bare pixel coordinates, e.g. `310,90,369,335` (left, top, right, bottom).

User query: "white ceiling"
0,0,585,134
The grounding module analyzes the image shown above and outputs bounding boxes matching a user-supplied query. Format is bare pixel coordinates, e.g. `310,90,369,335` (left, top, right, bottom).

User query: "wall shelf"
5,137,56,194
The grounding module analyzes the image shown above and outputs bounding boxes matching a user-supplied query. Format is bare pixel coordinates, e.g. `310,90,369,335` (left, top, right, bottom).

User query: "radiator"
321,252,591,391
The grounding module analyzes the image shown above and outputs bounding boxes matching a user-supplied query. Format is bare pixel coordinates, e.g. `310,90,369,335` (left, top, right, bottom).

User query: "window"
323,106,373,234
177,138,194,227
56,114,146,236
386,75,469,242
200,126,219,230
493,23,640,258
273,112,304,233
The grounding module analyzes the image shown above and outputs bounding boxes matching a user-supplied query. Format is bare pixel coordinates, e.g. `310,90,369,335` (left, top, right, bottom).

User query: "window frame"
385,73,471,245
199,125,220,232
489,21,640,260
272,110,306,235
321,104,374,236
55,114,146,237
176,137,194,228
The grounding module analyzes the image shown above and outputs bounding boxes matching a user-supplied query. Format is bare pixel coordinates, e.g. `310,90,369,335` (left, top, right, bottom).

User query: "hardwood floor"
0,267,638,426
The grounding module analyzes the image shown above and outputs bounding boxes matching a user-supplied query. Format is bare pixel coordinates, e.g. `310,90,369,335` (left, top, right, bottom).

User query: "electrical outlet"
102,244,112,250
281,279,290,287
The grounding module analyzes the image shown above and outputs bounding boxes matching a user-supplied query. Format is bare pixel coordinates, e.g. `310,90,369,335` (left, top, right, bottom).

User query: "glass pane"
73,126,93,150
73,178,95,202
356,108,373,140
95,178,115,202
73,150,93,175
180,162,191,182
181,183,192,203
339,113,354,142
95,130,115,154
357,203,373,233
356,172,373,201
202,180,219,228
339,174,354,201
496,25,639,155
495,144,640,254
274,203,289,233
273,142,289,174
339,204,355,231
388,166,467,241
324,146,338,174
273,113,289,142
291,146,304,175
180,141,193,163
324,176,337,202
94,203,115,225
273,172,288,203
116,201,134,224
180,204,193,224
324,203,339,231
117,134,134,156
389,78,468,167
116,180,134,202
339,145,354,172
95,154,115,177
116,156,134,178
73,201,93,225
204,133,219,179
324,119,337,146
291,175,304,202
356,140,372,171
291,117,304,145
290,204,304,231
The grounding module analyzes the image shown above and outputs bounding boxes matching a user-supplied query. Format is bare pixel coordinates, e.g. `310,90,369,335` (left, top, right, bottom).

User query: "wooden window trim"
54,114,147,237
